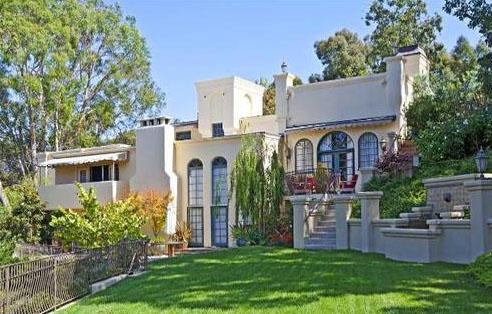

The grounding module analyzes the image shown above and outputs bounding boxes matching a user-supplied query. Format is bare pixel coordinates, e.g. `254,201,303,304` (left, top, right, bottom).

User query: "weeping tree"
230,135,284,233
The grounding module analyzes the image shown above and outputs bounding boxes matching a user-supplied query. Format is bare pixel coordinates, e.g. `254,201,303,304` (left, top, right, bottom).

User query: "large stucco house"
37,46,428,248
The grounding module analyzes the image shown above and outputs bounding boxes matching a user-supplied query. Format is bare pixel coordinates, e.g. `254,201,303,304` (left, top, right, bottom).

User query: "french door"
187,207,204,247
211,206,228,247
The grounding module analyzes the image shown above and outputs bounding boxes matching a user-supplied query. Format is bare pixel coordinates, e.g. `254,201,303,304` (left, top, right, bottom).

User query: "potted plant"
149,236,166,256
172,222,192,250
231,223,248,247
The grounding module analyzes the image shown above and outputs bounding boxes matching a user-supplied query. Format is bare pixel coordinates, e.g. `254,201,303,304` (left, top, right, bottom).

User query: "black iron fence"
0,240,147,314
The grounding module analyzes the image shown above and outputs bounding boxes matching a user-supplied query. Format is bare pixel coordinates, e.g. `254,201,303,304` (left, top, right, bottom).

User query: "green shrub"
360,156,490,218
470,252,492,289
50,184,145,248
3,179,46,243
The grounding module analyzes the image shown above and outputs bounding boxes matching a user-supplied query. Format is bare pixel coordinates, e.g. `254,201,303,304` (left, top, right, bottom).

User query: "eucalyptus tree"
365,0,443,72
0,0,164,178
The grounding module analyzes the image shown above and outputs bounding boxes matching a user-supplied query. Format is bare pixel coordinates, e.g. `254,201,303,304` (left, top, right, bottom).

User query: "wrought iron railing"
0,240,147,314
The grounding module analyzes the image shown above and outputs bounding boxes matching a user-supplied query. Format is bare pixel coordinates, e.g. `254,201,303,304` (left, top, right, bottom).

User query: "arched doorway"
317,131,354,180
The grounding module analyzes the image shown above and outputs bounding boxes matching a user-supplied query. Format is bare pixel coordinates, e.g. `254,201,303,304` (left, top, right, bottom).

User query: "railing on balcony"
285,168,340,196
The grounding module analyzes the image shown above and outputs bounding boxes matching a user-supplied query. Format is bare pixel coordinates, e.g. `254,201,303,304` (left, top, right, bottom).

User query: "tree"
135,190,173,241
2,179,46,243
0,0,164,179
365,0,443,72
405,37,491,161
265,151,284,224
258,77,302,115
451,36,480,78
230,135,285,235
312,29,369,81
444,0,492,98
444,0,492,46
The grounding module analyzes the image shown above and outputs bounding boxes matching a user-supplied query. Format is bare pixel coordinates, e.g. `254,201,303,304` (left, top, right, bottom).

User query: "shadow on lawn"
77,247,492,313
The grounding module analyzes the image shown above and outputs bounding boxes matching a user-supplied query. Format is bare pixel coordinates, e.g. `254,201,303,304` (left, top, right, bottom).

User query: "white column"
359,167,375,187
464,179,492,260
290,197,310,249
333,195,354,249
357,191,383,253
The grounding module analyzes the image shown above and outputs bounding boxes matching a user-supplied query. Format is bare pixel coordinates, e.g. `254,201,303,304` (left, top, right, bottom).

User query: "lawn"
62,247,492,314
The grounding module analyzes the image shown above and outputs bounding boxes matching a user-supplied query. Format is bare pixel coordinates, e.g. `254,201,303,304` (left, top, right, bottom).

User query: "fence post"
53,257,58,311
5,266,10,314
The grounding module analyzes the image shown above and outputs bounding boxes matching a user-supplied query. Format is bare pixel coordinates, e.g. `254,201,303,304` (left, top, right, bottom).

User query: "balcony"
285,168,358,195
39,180,130,210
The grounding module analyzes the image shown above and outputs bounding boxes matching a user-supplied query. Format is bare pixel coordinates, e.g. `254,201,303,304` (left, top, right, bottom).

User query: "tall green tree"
444,0,492,98
311,29,369,81
365,0,443,72
258,77,302,115
0,0,164,178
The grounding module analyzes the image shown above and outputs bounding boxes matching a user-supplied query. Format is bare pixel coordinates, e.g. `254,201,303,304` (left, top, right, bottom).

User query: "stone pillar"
464,179,492,260
333,195,354,249
357,191,383,253
291,198,310,249
359,167,375,187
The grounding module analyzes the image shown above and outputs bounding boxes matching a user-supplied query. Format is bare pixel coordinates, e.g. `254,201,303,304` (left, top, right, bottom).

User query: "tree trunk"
28,101,38,178
0,180,10,209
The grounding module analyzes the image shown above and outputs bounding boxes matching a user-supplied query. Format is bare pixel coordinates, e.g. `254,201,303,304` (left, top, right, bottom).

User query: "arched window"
358,132,379,168
317,131,354,180
188,159,203,206
212,157,228,205
188,159,203,246
295,139,313,173
211,157,228,247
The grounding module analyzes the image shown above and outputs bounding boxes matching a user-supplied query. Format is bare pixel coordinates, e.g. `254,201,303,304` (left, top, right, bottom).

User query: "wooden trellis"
0,241,147,314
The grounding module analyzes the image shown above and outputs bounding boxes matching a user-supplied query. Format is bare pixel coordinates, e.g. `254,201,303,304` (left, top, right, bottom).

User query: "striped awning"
39,152,127,167
285,115,396,133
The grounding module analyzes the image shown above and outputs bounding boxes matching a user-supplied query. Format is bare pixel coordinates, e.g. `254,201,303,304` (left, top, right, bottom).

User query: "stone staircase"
305,206,336,250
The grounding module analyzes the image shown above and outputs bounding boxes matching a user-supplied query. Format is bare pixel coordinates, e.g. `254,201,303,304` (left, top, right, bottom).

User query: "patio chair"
339,174,358,194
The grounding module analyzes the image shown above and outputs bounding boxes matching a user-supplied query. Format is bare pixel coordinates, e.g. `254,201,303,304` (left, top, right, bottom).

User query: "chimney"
273,62,295,132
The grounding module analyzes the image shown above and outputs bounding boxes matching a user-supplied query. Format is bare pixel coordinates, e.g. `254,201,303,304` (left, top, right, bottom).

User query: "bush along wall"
358,156,489,219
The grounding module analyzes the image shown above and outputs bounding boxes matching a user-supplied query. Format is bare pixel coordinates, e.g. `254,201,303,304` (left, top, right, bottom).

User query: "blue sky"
111,0,482,121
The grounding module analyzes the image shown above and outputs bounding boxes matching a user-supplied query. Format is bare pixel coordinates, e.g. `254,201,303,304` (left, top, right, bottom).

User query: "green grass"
62,247,492,314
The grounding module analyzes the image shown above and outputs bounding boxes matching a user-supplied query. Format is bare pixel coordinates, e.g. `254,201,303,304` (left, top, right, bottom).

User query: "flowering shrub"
374,151,413,177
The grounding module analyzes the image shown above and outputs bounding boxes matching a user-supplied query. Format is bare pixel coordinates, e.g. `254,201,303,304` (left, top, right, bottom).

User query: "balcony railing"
285,168,340,196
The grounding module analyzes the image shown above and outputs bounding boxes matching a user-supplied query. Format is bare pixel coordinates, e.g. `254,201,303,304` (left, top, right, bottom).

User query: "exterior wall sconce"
380,138,388,152
475,147,488,179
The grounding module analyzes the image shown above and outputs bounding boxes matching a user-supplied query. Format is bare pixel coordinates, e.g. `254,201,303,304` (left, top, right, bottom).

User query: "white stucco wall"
175,136,242,248
196,76,264,137
129,123,178,234
287,74,391,128
240,115,279,135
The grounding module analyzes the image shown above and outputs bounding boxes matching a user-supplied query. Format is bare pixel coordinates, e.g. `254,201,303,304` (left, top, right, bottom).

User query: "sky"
110,0,482,121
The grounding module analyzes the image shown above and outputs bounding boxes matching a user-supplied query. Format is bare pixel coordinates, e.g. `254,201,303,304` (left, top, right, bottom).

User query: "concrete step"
304,244,336,250
453,204,469,211
411,206,432,214
317,220,336,225
314,226,335,233
399,212,422,219
305,239,336,246
439,211,465,219
308,232,336,240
